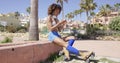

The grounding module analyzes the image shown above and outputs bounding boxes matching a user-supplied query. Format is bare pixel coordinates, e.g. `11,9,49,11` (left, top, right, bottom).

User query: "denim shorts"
48,31,61,42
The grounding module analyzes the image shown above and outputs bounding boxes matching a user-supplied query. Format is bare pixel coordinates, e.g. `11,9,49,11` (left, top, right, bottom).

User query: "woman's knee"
53,37,68,47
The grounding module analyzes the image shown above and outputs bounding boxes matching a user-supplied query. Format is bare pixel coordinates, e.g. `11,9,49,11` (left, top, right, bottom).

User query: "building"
90,12,120,25
38,17,47,32
0,12,21,27
19,13,30,26
0,13,3,16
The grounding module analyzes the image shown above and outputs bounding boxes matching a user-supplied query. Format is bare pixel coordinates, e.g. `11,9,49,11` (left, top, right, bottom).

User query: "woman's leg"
53,37,79,57
53,37,70,59
63,47,70,60
64,36,75,46
62,36,75,60
54,37,92,60
53,38,79,59
56,36,75,60
65,36,92,60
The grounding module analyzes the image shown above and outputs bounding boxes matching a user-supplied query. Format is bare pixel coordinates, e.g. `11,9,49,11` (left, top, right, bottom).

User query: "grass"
0,37,12,43
99,58,120,63
40,52,64,63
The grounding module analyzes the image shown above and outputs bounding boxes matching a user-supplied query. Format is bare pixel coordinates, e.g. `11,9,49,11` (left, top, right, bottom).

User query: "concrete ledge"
0,41,62,63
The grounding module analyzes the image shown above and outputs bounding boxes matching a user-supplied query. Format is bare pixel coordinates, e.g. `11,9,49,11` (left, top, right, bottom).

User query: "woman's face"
53,8,60,16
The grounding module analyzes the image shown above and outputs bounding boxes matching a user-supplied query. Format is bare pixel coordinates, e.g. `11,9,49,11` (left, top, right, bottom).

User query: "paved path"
73,40,120,58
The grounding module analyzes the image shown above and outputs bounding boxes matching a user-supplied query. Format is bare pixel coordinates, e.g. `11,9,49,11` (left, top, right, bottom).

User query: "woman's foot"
59,50,64,56
80,51,93,60
64,56,71,61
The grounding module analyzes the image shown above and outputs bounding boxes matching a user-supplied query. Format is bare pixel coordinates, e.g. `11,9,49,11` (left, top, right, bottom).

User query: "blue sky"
0,0,120,22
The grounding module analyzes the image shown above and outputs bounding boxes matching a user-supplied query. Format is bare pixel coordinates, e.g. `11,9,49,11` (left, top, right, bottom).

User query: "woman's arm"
47,16,66,31
58,21,67,31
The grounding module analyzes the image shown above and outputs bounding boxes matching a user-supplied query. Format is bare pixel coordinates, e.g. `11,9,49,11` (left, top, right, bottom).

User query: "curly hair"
48,3,62,15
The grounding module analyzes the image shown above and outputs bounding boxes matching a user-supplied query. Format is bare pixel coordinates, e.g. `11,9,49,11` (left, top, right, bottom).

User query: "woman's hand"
58,20,67,31
59,20,67,24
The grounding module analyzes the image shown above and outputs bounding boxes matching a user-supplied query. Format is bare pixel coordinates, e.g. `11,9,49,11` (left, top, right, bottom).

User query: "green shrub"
0,24,6,32
77,33,90,39
6,25,17,33
109,16,120,31
40,26,48,34
17,29,26,33
5,25,27,33
0,26,4,32
16,26,27,33
47,53,60,62
1,37,12,43
86,24,100,35
40,52,62,63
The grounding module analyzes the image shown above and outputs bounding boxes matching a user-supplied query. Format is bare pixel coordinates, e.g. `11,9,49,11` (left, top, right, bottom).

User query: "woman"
47,3,91,61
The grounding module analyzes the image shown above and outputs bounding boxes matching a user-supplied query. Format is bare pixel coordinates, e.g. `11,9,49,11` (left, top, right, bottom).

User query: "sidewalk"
73,40,120,58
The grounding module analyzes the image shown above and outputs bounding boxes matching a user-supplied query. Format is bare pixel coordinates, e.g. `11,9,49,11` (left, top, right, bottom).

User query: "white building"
38,17,47,31
19,13,30,26
0,21,7,26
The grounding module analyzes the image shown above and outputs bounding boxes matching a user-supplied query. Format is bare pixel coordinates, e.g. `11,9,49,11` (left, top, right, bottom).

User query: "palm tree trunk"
61,1,64,19
86,11,89,23
29,0,39,40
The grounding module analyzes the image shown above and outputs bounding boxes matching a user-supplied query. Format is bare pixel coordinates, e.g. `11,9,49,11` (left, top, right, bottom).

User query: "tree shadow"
40,50,99,63
69,50,99,63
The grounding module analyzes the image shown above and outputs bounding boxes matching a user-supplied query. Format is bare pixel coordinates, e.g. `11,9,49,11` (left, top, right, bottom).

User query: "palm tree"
89,1,97,17
90,11,95,24
29,0,39,40
74,10,79,18
80,0,89,22
98,4,112,26
77,9,84,19
99,4,111,17
114,3,120,12
65,12,74,21
26,6,31,31
73,9,84,20
56,0,68,19
26,7,31,14
80,0,97,23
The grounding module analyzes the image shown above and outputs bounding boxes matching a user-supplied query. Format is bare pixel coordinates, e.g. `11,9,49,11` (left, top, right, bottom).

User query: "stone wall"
0,42,62,63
